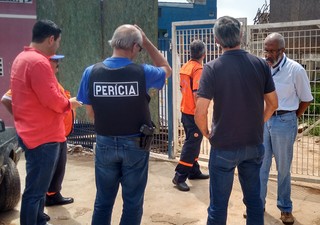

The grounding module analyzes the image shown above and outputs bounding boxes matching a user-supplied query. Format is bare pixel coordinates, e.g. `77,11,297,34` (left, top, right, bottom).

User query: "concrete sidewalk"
0,152,320,225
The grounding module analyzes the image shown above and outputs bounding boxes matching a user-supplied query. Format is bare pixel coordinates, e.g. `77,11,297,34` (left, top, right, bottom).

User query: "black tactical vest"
88,62,152,136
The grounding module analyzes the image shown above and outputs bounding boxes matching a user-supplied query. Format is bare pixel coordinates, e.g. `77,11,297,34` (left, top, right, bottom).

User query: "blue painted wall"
158,0,217,38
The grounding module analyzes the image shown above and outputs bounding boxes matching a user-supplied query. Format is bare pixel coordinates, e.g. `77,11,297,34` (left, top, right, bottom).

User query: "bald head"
109,24,143,50
264,33,285,49
264,32,286,67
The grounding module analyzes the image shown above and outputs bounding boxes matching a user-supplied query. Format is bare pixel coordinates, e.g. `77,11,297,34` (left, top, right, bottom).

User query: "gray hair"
214,16,241,48
190,40,206,60
108,24,142,50
265,32,285,49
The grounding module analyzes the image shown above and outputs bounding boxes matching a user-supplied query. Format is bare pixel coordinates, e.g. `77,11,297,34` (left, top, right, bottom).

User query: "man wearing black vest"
77,24,171,225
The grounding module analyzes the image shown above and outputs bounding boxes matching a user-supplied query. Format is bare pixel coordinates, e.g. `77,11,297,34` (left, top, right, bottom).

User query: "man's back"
198,49,274,148
77,24,171,225
180,59,203,115
88,62,151,136
195,16,277,225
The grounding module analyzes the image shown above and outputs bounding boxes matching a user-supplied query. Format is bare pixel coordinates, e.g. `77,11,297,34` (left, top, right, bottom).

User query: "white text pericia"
94,82,139,97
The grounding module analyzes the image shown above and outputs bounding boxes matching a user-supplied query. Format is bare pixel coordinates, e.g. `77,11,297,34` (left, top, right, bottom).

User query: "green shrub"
309,83,320,115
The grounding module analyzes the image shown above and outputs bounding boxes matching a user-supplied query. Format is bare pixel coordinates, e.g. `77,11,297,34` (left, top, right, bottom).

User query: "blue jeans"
18,138,60,225
260,112,297,212
207,144,264,225
92,135,150,225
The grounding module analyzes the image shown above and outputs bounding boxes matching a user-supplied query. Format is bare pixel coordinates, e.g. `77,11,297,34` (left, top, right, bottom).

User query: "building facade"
0,0,36,126
158,0,217,38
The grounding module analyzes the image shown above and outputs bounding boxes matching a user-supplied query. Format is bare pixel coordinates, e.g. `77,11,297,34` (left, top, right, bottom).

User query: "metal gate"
171,18,247,160
171,19,320,180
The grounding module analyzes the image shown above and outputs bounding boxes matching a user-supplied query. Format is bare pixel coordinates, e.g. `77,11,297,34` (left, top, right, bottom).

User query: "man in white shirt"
260,32,313,225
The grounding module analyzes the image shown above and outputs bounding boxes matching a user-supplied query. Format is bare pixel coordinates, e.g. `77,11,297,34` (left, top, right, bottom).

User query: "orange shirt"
3,86,74,137
58,84,75,137
11,47,71,149
180,60,203,115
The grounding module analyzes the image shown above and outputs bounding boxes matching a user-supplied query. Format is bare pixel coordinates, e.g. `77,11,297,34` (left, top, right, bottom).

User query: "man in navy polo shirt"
195,16,278,225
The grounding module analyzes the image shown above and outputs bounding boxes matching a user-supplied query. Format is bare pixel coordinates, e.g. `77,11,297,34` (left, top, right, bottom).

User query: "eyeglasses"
263,49,282,54
137,44,143,52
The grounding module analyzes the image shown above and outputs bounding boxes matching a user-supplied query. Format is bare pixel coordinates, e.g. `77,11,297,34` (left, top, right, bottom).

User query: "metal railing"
171,18,247,160
170,19,320,180
247,20,320,179
68,19,320,181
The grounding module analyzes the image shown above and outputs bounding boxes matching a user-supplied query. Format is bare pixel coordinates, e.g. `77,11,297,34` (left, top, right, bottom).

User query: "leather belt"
272,110,293,116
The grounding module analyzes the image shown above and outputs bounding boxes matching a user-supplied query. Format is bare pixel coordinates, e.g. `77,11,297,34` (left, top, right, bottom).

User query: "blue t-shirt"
77,57,166,104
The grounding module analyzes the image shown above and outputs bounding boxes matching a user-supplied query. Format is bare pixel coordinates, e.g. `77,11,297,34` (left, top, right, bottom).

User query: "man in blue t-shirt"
77,24,171,225
195,16,278,225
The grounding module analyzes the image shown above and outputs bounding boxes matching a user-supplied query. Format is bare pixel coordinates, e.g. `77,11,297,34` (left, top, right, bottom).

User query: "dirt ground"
0,149,320,225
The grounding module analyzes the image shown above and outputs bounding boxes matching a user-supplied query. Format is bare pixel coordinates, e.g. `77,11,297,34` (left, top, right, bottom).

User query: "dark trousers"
47,141,67,193
174,113,203,183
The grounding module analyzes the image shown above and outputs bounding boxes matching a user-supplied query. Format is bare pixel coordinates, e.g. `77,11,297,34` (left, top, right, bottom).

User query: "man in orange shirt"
172,40,209,192
10,20,81,225
1,55,75,219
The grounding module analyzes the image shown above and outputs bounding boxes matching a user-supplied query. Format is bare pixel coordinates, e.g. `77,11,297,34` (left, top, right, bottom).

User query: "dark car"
0,119,22,211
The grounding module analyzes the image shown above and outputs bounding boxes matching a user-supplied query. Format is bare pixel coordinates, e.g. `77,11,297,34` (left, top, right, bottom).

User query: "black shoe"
42,212,50,221
188,173,209,180
172,178,190,191
45,192,74,207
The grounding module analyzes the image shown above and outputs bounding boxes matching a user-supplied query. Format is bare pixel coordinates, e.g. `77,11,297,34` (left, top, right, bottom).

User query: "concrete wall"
270,0,320,22
37,0,159,121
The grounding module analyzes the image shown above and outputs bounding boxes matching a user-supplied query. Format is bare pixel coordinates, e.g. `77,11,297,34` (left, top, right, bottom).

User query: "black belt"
272,110,293,116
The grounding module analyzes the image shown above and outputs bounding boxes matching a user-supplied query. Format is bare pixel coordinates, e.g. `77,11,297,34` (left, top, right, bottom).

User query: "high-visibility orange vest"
58,84,75,137
180,60,203,115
